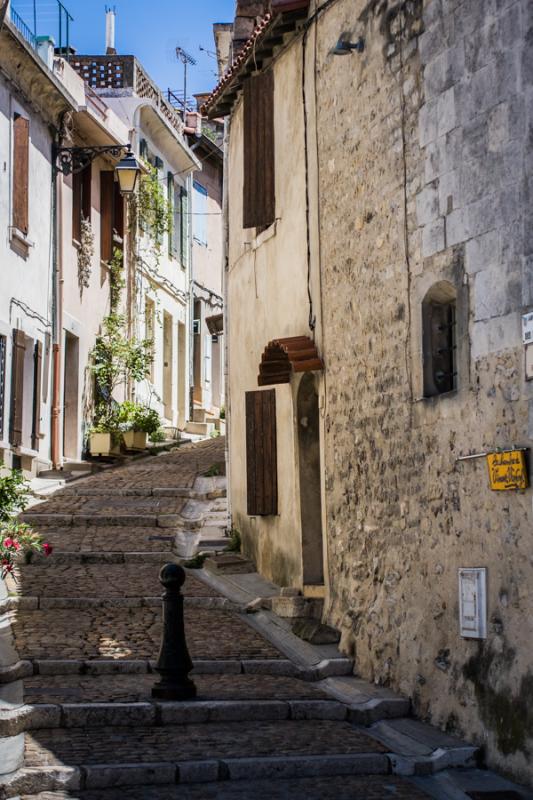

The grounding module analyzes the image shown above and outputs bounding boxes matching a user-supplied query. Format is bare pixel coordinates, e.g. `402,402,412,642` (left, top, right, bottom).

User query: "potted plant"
88,406,122,457
118,402,161,450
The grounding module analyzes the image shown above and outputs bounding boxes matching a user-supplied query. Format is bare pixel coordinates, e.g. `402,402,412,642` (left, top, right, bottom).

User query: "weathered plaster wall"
316,0,533,785
228,42,312,586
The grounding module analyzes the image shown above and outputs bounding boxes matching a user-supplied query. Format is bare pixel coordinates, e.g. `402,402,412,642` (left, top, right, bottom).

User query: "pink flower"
43,543,53,556
3,538,14,548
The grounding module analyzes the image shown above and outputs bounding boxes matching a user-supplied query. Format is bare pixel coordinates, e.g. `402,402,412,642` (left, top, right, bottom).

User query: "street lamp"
115,150,141,196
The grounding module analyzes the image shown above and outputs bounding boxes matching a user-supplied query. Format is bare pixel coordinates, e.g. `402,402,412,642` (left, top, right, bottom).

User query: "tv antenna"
176,46,197,117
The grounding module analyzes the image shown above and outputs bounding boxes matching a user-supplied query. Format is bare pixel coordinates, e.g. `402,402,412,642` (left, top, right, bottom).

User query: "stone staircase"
2,438,523,800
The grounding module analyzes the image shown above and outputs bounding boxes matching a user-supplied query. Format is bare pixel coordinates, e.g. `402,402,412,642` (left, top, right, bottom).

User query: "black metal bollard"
151,563,197,701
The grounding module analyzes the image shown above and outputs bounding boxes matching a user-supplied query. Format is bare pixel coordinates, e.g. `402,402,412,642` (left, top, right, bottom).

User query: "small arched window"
422,282,457,397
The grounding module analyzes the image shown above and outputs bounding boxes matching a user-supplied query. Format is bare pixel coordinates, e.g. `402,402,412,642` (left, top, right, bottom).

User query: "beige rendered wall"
315,0,533,786
228,42,314,587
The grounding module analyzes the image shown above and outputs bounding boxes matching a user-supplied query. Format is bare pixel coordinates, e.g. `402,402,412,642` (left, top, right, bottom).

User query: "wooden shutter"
246,389,277,516
243,70,275,230
167,172,174,257
0,336,6,439
9,329,26,447
13,115,29,234
31,340,42,450
81,164,92,221
72,170,81,242
113,179,124,244
180,186,188,267
100,171,114,262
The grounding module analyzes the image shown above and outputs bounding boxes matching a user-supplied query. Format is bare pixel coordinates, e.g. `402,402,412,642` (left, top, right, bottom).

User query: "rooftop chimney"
105,6,116,55
233,1,270,56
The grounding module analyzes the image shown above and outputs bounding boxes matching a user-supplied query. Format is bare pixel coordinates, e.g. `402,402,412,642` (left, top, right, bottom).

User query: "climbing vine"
137,165,172,251
89,248,153,430
77,216,94,290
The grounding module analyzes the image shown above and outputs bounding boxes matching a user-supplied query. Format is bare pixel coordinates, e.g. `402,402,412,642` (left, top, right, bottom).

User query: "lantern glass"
115,150,140,196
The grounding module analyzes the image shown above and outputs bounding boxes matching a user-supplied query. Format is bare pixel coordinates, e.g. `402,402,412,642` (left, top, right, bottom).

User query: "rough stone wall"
316,0,533,785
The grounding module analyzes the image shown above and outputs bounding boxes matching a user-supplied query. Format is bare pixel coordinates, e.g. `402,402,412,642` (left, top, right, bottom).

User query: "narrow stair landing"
2,437,526,800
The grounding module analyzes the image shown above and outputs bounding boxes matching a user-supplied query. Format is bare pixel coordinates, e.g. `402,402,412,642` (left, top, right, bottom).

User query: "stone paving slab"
11,565,218,599
23,674,328,704
24,720,388,767
18,774,433,799
11,608,282,661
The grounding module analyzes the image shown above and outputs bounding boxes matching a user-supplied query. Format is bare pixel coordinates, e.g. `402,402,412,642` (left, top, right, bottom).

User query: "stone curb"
0,596,241,613
58,487,226,500
388,746,479,776
0,753,390,795
0,699,349,735
18,657,350,681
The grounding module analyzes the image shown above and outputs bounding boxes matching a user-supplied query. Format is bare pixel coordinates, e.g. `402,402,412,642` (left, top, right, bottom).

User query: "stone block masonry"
315,0,533,788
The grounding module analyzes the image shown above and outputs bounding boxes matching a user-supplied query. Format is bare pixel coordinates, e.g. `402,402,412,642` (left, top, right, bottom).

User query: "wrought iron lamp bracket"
53,144,130,176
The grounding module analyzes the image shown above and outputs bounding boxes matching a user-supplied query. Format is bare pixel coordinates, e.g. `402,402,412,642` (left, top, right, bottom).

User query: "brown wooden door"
245,389,277,516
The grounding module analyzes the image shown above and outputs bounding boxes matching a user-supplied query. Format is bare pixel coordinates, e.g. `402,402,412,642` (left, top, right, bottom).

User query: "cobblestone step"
11,607,283,661
22,673,330,704
7,564,218,600
20,512,204,529
18,527,179,554
13,774,434,800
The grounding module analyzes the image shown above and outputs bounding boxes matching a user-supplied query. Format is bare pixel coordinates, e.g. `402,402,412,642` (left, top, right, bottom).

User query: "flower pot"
89,432,120,457
123,430,148,450
175,530,202,559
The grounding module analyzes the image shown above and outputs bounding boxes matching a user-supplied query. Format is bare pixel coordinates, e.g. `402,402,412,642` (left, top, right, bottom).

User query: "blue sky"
12,0,235,98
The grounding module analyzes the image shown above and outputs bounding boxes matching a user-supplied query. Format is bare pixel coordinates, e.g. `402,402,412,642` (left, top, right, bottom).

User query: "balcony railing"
10,0,73,54
10,6,36,48
70,55,185,138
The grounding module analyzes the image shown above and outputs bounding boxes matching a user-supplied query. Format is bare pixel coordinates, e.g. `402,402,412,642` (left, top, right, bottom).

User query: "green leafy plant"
89,249,154,434
138,166,172,248
204,463,222,477
209,430,221,439
225,529,241,553
183,551,209,569
219,406,225,420
149,428,166,443
0,466,29,523
117,402,161,434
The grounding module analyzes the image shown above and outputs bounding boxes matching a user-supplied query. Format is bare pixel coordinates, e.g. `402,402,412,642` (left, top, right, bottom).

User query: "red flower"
3,538,14,548
43,543,53,556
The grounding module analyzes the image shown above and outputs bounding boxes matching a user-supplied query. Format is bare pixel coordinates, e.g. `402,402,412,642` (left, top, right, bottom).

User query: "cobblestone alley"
0,439,530,799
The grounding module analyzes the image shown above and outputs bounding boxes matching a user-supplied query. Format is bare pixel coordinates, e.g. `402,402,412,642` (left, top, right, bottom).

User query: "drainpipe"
188,170,195,422
50,140,63,469
222,115,231,531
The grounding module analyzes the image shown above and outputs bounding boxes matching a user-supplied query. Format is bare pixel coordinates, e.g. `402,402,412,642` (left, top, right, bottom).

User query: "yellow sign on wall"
487,450,528,491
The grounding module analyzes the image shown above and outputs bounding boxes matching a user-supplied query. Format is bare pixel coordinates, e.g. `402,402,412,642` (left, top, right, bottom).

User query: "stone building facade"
206,0,533,785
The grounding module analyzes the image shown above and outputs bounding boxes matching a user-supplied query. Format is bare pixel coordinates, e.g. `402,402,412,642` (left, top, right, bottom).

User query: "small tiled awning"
258,336,324,386
206,313,223,335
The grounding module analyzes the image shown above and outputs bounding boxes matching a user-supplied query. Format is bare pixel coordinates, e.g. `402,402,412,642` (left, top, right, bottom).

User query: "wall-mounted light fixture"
332,34,365,55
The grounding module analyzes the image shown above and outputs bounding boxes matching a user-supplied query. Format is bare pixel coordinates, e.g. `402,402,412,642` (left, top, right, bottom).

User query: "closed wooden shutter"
167,172,174,257
13,115,29,234
9,329,26,447
113,179,124,244
100,171,114,262
72,170,81,242
81,164,92,221
246,389,277,516
31,340,42,450
243,70,275,230
180,186,189,267
0,336,6,439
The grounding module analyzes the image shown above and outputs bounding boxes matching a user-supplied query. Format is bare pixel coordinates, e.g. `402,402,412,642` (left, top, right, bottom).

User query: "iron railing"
9,0,73,54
